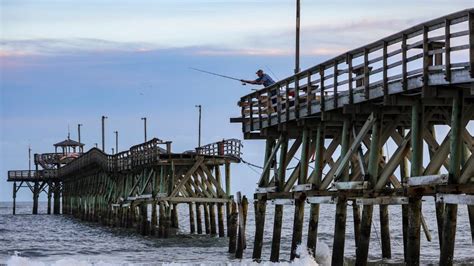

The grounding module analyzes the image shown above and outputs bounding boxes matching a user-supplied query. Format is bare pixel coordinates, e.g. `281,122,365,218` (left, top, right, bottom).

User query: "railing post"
364,48,370,99
402,34,408,90
383,41,389,103
469,11,474,79
347,54,354,105
319,67,325,116
333,61,338,108
422,26,430,97
445,19,451,82
249,96,254,132
295,77,300,119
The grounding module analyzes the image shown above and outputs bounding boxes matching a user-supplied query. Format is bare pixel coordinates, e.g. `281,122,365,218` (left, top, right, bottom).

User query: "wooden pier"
8,137,241,238
231,9,474,265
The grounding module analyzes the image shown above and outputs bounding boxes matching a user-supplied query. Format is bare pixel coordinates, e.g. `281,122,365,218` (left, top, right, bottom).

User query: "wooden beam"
169,157,204,198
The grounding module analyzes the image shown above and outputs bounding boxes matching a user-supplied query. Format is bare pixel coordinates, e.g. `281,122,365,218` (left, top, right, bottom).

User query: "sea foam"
6,242,330,266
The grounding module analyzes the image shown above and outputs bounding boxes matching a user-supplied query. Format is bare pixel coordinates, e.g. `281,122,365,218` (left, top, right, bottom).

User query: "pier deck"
8,137,242,238
231,9,474,265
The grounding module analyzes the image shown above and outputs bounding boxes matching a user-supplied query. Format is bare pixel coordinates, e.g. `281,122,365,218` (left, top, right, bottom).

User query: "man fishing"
240,69,275,87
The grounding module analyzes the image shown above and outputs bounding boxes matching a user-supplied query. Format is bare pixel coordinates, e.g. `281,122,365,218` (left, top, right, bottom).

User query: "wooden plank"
436,194,474,205
270,198,295,205
255,186,277,194
408,174,448,186
165,197,231,203
356,196,409,205
335,181,368,190
292,184,314,192
307,196,337,204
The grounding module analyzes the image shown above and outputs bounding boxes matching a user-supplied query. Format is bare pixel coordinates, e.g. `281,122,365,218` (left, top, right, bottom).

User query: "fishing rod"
190,67,246,85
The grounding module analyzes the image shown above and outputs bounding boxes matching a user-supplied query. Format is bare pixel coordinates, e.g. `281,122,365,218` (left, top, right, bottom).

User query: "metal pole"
295,0,301,74
112,148,114,155
195,105,202,147
78,124,82,143
114,131,118,153
141,117,147,142
101,116,107,152
28,144,31,177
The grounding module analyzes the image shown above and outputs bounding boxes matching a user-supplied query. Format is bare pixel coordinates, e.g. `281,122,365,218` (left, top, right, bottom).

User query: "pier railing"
58,138,240,176
196,139,242,160
237,9,474,133
8,169,58,181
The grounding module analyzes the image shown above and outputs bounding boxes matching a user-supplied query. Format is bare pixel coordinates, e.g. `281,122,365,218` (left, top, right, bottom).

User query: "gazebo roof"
54,138,84,147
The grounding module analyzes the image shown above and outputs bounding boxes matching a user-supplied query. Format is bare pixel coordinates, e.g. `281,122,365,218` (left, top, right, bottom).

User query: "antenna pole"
295,0,301,74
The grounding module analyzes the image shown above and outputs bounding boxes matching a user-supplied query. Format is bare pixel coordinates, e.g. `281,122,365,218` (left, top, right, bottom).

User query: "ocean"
0,200,472,265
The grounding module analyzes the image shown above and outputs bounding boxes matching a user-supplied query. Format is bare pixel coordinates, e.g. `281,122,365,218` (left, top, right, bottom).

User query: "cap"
255,69,263,74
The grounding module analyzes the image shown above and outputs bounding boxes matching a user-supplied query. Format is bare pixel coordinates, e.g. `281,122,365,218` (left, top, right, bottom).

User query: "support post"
13,182,16,215
196,203,203,234
189,203,196,234
399,127,409,262
151,202,157,236
225,162,231,237
209,203,217,235
407,101,423,266
307,124,324,256
380,205,392,259
253,138,274,260
429,125,445,250
270,133,288,262
440,90,463,265
204,203,210,234
215,165,225,237
171,203,179,229
228,200,238,253
291,128,310,260
332,119,350,265
47,182,52,215
355,114,381,265
142,203,149,235
53,181,61,215
32,182,39,214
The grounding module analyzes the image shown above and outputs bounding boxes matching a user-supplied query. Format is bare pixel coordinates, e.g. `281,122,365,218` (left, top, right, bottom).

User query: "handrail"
55,137,237,177
8,169,58,180
196,139,243,159
238,9,474,133
240,8,472,99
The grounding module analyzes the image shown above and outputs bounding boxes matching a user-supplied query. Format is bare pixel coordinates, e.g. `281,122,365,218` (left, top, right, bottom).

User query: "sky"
1,0,473,202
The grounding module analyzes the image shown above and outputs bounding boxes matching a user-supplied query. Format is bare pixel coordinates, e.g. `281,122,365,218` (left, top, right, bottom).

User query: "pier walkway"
231,9,474,265
8,137,241,238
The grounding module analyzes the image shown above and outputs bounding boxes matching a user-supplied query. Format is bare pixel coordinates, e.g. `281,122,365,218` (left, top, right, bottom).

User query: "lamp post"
195,105,202,147
78,124,83,144
101,116,108,152
141,117,147,142
295,0,301,74
28,144,31,177
114,131,118,153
